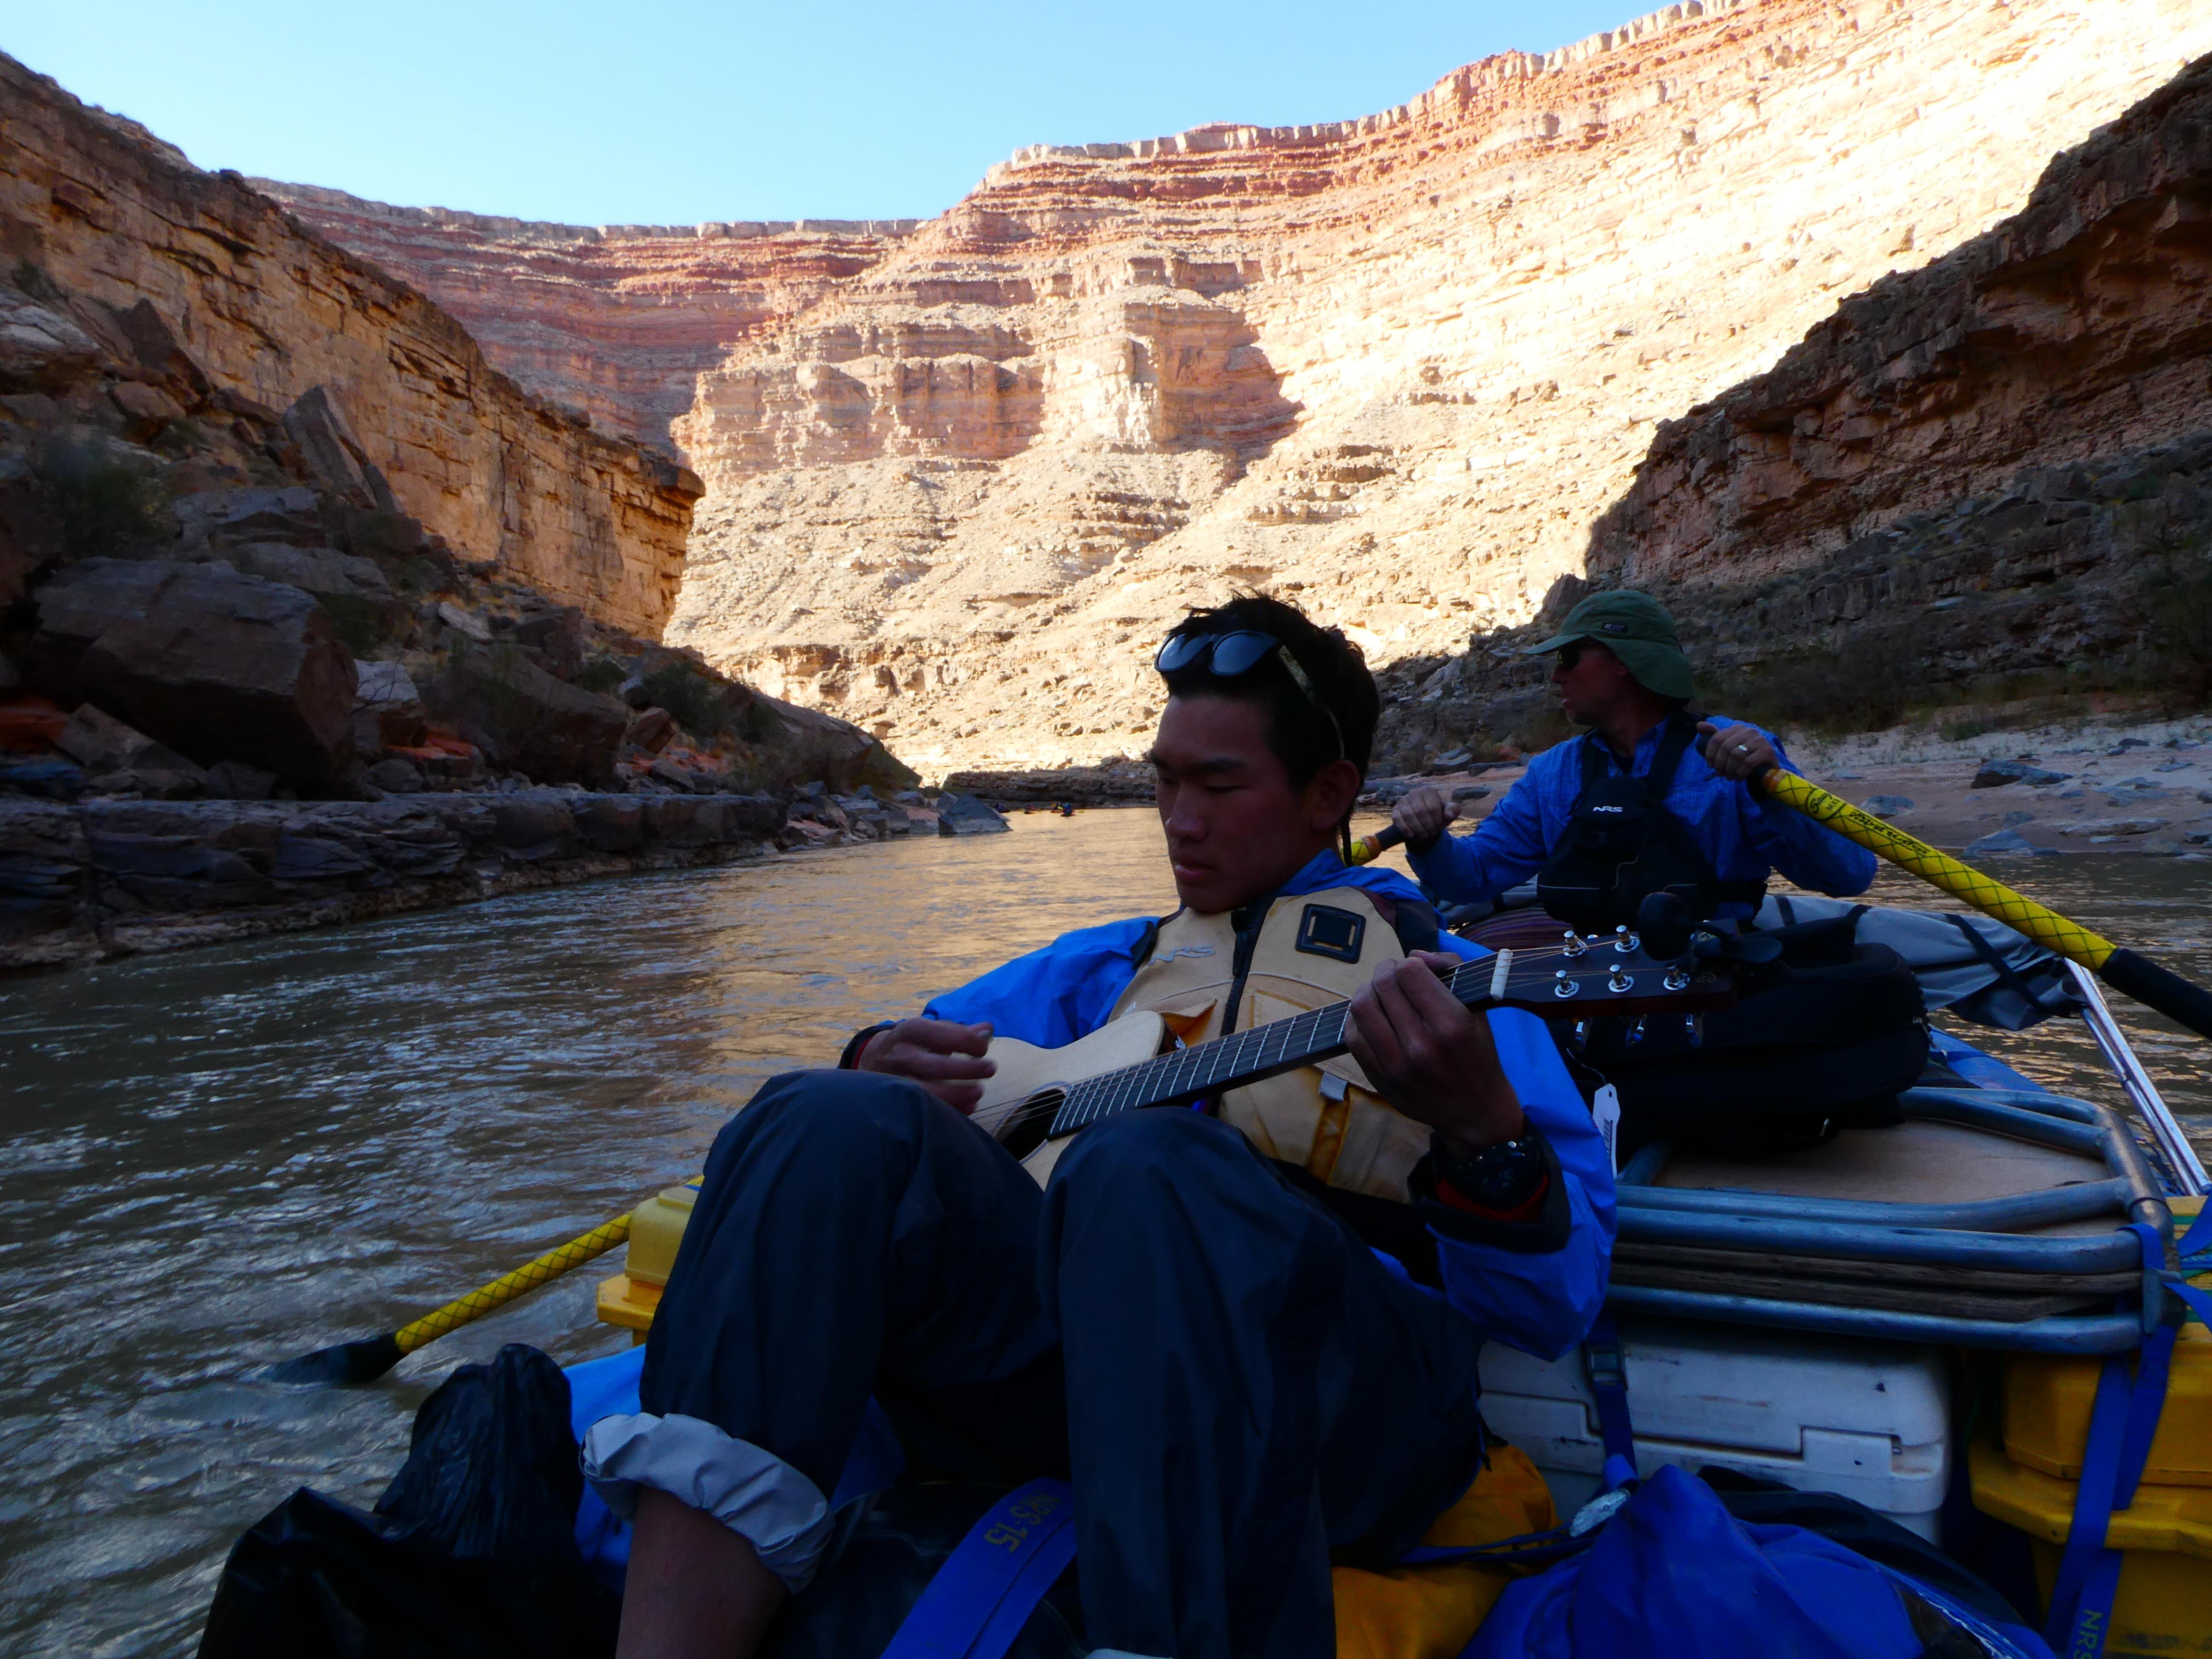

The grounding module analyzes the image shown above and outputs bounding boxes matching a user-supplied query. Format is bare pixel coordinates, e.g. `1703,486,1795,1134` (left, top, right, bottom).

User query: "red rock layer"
248,182,918,451
0,54,700,637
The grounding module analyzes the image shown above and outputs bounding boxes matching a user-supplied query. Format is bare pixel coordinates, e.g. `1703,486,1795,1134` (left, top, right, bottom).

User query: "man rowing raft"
588,595,1614,1659
1390,591,1876,930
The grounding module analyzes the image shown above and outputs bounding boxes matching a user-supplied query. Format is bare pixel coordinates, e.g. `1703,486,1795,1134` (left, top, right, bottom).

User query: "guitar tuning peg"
1625,1015,1647,1048
1562,929,1587,958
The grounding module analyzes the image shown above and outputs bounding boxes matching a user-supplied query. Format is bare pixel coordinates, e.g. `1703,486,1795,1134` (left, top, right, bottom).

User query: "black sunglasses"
1154,630,1345,760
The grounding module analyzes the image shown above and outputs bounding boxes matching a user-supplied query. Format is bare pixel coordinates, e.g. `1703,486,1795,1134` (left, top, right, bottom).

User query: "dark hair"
1156,595,1379,847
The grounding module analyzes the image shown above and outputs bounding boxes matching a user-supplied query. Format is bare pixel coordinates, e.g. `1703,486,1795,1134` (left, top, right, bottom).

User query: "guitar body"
964,938,1740,1192
971,1012,1171,1187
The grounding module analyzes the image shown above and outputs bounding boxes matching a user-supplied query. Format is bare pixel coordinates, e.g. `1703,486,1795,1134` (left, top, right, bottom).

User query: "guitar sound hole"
996,1089,1064,1160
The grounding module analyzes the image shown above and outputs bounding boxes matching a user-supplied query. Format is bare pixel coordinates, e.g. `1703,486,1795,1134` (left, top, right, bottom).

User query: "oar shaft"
1757,771,2116,966
392,1213,633,1356
1756,768,2212,1044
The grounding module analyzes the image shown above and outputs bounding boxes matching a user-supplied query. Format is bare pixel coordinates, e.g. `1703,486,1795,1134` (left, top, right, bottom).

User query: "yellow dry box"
596,1179,699,1338
1970,1198,2212,1658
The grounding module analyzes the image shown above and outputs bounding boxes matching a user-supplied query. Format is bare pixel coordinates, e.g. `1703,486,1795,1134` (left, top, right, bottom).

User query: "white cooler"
1477,1314,1952,1540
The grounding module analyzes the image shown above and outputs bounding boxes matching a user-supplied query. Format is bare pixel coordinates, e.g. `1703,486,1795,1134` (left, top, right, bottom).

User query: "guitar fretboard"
1045,955,1502,1138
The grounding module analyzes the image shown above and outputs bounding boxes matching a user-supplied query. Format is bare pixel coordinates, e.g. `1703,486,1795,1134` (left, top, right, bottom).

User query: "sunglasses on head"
1154,629,1345,760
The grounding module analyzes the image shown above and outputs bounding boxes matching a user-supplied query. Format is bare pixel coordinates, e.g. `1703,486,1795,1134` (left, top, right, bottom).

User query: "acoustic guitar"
970,936,1740,1185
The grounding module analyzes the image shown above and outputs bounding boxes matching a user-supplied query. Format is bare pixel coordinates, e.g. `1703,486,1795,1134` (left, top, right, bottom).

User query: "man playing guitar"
589,597,1615,1659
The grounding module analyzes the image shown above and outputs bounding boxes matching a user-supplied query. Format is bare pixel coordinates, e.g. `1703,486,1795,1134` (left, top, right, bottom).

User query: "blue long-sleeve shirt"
924,850,1615,1361
1409,716,1877,920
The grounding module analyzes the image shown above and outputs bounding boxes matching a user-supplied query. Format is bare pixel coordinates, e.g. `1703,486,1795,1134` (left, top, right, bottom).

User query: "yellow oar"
269,1210,640,1386
1751,768,2212,1042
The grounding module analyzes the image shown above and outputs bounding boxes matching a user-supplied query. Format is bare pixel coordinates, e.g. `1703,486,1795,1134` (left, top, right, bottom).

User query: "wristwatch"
1433,1129,1547,1210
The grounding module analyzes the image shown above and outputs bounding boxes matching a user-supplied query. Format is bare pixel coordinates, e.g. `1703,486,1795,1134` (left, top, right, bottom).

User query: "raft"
585,899,2212,1657
199,900,2208,1659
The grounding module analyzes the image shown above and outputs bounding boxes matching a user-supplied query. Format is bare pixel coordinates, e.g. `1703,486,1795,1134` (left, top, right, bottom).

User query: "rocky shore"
0,782,1011,974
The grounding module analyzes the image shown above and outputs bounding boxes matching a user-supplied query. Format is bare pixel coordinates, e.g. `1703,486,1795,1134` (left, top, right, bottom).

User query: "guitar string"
966,951,1698,1139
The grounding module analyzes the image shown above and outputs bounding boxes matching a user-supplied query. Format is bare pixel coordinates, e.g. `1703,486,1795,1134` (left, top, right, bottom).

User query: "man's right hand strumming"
1390,784,1461,853
856,1018,996,1112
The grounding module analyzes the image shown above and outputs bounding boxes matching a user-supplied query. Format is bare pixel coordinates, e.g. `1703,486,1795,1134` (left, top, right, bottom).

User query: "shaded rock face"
0,790,786,972
1589,53,2212,588
0,51,699,637
31,559,357,779
1373,52,2212,768
271,0,2212,774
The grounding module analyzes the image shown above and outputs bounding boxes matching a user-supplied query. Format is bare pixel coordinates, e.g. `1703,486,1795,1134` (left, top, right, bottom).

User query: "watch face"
1462,1139,1542,1207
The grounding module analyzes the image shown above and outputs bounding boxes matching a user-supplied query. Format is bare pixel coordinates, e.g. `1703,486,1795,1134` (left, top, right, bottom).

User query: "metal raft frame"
1610,1086,2177,1354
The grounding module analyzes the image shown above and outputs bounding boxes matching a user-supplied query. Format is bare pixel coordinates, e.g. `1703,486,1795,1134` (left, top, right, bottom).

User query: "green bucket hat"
1524,590,1695,701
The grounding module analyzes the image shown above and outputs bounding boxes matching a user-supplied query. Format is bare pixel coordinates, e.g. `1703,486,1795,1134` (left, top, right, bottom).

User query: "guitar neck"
1046,953,1516,1141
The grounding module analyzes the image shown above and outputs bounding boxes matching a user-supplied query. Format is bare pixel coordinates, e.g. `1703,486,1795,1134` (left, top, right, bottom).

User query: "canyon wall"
1369,50,2212,763
1589,52,2212,584
0,53,700,637
272,0,2212,773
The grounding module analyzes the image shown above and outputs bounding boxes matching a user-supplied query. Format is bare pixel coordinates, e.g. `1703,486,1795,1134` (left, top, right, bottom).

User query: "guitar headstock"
1458,925,1746,1020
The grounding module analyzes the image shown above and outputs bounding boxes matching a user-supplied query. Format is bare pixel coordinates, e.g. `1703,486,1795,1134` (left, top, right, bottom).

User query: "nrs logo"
1161,944,1216,961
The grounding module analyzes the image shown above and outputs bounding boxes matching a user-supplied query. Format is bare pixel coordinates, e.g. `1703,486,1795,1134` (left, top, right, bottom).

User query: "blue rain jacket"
924,850,1615,1363
1409,716,1877,921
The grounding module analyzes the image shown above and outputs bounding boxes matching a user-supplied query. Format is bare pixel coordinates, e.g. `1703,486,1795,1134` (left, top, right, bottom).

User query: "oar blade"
265,1332,405,1388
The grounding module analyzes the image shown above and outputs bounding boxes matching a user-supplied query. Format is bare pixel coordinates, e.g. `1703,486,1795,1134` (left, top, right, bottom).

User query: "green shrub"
572,655,626,695
639,661,728,736
2140,553,2212,707
1707,630,1918,734
34,437,172,561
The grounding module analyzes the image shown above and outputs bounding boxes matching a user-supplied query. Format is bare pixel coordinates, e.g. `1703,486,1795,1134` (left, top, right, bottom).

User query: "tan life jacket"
1106,886,1433,1202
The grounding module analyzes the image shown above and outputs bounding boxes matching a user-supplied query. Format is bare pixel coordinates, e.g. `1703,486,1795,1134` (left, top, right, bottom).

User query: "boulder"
424,642,628,786
1963,829,2052,857
227,543,406,651
624,707,675,754
1970,760,2068,788
751,692,920,794
355,660,428,750
2056,817,2170,836
53,704,206,789
205,760,276,800
174,486,326,552
1863,795,1915,818
283,386,396,512
366,757,425,795
0,283,100,391
935,792,1011,836
30,559,357,780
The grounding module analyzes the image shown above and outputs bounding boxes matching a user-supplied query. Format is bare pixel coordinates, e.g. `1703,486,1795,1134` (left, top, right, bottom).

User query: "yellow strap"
393,1213,635,1355
1758,770,2115,969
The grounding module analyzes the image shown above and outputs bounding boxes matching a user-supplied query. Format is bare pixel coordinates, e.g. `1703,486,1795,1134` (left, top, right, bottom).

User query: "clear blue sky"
5,0,1638,226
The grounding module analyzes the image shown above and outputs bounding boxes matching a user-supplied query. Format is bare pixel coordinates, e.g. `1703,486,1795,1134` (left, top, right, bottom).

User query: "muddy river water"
1,812,2206,1656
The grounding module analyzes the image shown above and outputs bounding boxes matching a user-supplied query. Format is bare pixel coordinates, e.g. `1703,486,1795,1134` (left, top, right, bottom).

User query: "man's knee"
1052,1107,1254,1204
710,1068,942,1181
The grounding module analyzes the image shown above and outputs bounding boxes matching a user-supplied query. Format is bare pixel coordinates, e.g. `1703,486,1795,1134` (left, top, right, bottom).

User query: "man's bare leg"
614,1489,786,1659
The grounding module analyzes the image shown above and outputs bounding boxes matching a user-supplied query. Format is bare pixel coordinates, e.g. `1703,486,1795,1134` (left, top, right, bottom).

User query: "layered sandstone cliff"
274,0,2212,773
0,53,699,637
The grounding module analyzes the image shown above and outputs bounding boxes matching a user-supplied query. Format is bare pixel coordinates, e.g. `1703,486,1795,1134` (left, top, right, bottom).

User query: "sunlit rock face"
272,0,2212,774
0,56,699,638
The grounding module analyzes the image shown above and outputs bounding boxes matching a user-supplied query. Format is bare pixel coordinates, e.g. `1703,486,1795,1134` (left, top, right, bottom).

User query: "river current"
0,812,2206,1656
